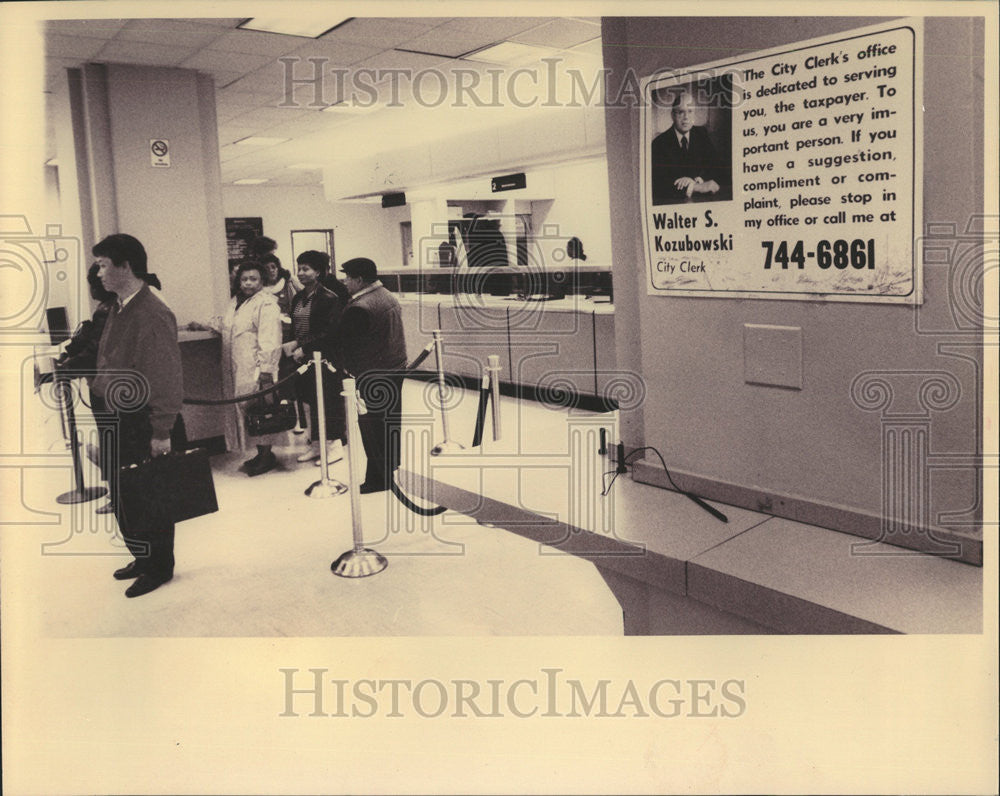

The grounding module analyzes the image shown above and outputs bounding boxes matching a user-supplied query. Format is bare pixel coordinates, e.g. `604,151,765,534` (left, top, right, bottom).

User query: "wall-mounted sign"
640,20,922,303
149,138,170,168
491,173,527,192
225,217,263,272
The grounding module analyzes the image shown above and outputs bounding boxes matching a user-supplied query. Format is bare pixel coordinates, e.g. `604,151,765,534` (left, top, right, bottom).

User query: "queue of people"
72,232,409,598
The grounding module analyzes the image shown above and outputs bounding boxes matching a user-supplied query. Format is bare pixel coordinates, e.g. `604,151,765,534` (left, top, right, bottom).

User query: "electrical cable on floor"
602,445,728,523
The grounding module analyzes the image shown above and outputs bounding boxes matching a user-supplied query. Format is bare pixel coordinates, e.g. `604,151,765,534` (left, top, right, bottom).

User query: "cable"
625,446,728,523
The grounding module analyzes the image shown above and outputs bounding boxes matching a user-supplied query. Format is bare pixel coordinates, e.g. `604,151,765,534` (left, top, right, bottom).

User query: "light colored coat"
211,290,283,449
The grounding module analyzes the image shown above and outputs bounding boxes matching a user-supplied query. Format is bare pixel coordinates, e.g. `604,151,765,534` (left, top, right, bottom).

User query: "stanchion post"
430,329,464,456
305,352,348,498
55,373,107,505
487,354,502,442
331,377,387,578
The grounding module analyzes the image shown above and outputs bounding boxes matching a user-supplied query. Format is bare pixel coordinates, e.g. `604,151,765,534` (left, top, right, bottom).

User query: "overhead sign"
640,20,922,303
491,172,527,192
150,138,170,168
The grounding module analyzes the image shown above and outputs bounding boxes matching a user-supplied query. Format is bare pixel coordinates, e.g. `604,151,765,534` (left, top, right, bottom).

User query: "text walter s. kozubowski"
279,668,747,719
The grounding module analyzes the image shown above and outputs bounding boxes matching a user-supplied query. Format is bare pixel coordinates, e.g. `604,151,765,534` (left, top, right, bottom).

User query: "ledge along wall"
602,16,985,560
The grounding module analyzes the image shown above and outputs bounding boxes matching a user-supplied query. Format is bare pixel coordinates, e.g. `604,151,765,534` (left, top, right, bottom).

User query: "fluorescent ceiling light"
233,178,269,185
233,136,290,146
238,17,352,38
463,42,557,67
288,162,323,170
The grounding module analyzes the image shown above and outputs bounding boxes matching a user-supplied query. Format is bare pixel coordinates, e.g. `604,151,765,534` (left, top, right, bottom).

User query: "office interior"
16,14,988,635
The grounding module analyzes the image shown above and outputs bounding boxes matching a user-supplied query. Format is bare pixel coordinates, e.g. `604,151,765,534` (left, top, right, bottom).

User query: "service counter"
394,292,616,404
177,329,236,451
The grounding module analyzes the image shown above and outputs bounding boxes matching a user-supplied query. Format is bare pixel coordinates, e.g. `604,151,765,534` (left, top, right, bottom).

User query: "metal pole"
487,354,502,442
430,329,464,455
331,377,387,578
305,352,347,498
55,374,107,505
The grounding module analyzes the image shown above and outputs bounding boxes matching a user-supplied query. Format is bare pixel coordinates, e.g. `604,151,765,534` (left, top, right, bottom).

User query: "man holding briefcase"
91,234,186,598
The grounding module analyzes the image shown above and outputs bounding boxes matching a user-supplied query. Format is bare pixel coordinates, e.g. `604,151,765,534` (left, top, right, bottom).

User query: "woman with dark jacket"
289,250,347,464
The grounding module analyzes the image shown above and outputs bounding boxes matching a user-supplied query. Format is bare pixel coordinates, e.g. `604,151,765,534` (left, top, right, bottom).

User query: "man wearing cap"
336,258,407,494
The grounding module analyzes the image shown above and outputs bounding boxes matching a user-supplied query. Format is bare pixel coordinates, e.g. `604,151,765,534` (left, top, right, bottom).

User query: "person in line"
261,252,305,433
336,257,407,494
289,250,346,466
91,233,185,598
192,260,284,476
650,90,727,205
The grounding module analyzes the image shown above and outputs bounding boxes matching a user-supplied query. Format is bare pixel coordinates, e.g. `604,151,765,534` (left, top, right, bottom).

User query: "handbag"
117,448,218,524
245,396,298,436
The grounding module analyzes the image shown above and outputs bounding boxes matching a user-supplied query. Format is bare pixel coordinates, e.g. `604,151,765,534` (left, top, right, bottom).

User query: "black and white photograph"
0,2,996,794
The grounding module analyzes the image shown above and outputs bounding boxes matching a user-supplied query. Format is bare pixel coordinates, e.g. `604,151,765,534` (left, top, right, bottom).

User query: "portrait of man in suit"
650,85,732,206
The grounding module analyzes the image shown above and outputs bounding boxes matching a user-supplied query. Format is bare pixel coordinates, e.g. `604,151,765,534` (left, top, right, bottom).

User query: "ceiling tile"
395,27,500,58
96,40,196,67
46,34,108,59
227,105,316,129
353,48,450,75
320,18,439,49
444,17,552,40
45,19,128,38
177,18,245,28
284,39,382,69
181,50,272,74
512,18,602,49
207,29,308,57
115,19,226,48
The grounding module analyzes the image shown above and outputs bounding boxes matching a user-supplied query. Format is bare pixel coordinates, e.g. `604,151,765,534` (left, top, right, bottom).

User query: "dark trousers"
356,372,404,488
101,408,186,579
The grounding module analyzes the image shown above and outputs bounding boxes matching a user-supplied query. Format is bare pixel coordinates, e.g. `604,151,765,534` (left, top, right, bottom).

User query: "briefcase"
245,398,297,436
118,448,218,525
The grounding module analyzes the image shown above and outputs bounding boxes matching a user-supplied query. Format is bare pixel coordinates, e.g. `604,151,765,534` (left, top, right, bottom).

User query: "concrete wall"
603,16,984,538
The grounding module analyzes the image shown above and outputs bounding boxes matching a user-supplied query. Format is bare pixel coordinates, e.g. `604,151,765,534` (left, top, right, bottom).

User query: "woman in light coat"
198,260,284,476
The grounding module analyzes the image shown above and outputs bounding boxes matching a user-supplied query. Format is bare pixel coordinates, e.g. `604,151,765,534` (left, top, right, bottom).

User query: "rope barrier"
389,480,448,516
182,361,314,406
471,376,491,448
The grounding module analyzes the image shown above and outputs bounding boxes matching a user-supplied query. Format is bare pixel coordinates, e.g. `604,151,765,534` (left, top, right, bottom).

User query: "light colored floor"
12,375,982,637
18,378,623,637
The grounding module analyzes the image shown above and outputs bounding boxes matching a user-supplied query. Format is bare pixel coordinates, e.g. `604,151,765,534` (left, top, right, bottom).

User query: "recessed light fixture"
238,17,351,39
233,178,269,185
233,136,290,146
288,162,323,170
463,42,557,67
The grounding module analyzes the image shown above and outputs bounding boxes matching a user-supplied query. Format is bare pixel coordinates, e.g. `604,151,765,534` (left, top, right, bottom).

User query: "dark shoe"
245,452,277,477
113,560,142,580
125,573,172,598
96,501,115,515
359,481,388,494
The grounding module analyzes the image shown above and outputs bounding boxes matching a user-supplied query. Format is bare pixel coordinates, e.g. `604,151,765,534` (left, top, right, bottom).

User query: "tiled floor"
16,375,982,637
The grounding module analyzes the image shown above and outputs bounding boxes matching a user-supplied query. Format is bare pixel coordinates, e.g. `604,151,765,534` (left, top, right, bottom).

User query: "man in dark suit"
650,91,727,205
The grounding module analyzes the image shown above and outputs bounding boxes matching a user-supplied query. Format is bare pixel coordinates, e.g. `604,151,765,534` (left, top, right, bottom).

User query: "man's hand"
674,177,720,198
151,436,172,457
292,347,305,362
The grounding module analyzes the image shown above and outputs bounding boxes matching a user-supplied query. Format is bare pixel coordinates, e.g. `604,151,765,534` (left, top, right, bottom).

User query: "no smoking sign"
150,138,170,168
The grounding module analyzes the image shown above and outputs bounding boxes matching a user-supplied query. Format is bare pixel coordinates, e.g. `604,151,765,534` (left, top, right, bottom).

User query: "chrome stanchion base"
430,439,465,456
56,485,108,505
331,548,388,578
305,478,348,498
